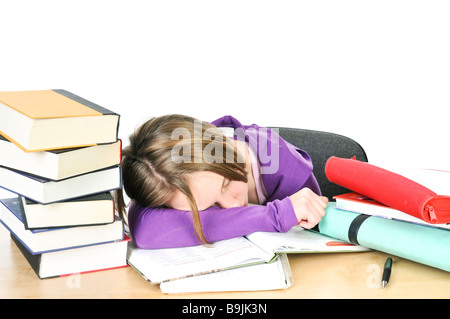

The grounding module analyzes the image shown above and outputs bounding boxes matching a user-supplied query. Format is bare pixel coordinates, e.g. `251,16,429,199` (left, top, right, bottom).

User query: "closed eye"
222,177,231,189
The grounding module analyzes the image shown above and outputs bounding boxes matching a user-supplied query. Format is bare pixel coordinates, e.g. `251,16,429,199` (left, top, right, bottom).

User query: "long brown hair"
115,114,248,244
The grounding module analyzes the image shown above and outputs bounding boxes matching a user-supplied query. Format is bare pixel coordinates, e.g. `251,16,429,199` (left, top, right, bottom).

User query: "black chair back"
272,127,368,200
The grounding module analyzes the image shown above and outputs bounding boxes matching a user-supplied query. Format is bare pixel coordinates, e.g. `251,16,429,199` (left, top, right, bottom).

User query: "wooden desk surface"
0,224,449,299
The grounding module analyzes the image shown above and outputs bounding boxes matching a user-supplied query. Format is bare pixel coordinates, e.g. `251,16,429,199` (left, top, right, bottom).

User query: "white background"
1,0,449,170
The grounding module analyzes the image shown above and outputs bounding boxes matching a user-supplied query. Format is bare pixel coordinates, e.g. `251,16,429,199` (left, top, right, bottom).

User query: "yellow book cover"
0,89,119,152
0,89,102,119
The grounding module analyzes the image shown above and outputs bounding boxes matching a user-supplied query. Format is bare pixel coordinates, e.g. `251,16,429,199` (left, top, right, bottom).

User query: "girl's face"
167,171,249,211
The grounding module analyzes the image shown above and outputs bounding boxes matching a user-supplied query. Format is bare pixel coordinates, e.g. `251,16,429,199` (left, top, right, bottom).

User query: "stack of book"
319,158,450,272
0,89,129,279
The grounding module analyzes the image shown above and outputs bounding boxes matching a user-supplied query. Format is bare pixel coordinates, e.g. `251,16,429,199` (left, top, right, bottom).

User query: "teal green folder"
318,203,450,272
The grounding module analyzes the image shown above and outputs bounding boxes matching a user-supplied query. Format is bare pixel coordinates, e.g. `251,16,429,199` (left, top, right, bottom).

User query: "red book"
325,156,450,224
334,192,450,230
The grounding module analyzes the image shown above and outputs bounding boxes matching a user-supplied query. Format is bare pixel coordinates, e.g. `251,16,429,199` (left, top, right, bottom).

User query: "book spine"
11,233,43,279
52,90,116,116
53,89,120,141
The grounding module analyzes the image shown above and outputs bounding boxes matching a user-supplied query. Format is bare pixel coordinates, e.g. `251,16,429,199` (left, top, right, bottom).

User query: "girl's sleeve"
128,198,298,249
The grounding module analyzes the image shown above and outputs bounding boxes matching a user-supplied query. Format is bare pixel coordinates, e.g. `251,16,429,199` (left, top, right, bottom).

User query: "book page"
160,254,292,293
246,226,369,254
127,236,273,283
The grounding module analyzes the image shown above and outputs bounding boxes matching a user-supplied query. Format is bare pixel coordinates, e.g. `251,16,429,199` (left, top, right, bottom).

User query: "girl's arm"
128,197,298,249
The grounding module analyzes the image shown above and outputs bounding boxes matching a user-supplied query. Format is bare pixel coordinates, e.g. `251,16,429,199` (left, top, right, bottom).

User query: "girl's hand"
289,188,328,229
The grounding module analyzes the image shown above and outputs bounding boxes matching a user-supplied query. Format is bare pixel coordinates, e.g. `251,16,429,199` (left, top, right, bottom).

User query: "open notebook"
127,226,369,292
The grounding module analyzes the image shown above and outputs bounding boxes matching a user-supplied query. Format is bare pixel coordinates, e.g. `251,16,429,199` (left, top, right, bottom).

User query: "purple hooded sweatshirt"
127,116,321,249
